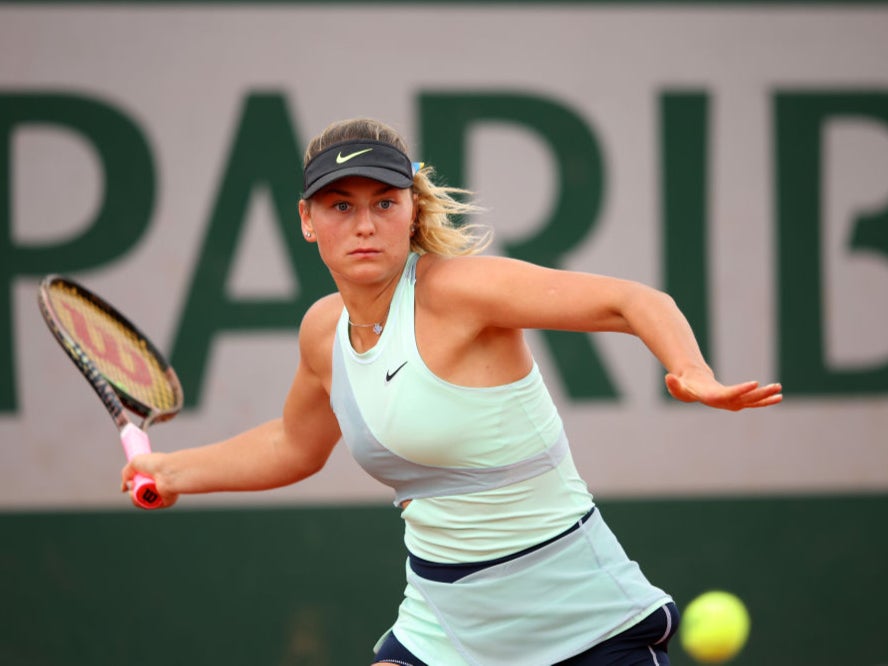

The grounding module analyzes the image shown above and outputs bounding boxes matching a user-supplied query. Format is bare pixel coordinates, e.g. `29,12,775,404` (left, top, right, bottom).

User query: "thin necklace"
348,319,384,336
348,307,390,336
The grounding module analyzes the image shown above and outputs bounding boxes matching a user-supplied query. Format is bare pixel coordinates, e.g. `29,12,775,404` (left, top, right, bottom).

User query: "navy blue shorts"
373,601,679,665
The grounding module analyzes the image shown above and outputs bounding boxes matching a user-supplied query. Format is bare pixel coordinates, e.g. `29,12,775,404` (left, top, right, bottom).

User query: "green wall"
2,494,886,665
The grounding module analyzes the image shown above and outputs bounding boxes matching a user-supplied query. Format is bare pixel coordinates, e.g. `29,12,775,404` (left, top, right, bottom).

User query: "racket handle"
120,423,162,509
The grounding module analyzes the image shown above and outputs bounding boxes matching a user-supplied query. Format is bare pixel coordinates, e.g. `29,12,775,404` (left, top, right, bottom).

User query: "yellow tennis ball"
680,590,751,663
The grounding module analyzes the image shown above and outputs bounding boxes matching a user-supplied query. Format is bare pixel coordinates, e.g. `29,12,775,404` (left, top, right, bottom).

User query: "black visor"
302,140,415,199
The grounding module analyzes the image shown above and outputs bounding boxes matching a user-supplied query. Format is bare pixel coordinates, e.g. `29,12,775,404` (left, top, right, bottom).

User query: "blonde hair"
303,118,491,257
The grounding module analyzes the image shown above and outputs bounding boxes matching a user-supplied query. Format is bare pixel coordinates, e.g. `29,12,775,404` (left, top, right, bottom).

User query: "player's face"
299,176,416,284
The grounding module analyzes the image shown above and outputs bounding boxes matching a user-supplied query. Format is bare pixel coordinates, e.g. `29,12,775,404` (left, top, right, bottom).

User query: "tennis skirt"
376,507,672,666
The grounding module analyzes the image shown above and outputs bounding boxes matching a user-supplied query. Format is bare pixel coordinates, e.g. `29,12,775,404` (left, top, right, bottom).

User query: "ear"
298,199,315,242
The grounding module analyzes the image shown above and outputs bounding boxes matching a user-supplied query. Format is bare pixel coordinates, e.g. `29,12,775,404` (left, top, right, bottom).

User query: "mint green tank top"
330,253,593,562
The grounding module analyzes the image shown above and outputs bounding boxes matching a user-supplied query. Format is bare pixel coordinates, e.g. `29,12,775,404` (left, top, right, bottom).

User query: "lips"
350,247,381,257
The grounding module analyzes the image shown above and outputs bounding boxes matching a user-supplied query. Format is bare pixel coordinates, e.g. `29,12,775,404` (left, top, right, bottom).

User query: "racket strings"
48,285,180,412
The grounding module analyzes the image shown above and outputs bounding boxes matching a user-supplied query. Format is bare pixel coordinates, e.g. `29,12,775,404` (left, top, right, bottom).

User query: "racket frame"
37,274,184,509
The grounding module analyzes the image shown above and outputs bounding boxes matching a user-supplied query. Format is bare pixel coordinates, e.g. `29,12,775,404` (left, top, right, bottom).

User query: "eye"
334,201,350,212
378,199,394,210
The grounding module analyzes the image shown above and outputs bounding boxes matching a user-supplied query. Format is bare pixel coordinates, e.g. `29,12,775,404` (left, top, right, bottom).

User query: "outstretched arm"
423,255,782,412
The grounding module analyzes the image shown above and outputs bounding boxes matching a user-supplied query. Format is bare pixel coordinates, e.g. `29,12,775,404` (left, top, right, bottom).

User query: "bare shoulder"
418,253,526,279
415,253,642,333
416,254,544,312
417,254,530,296
298,293,342,376
301,293,343,333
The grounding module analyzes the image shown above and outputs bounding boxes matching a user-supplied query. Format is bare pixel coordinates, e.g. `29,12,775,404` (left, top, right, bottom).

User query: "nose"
354,205,375,235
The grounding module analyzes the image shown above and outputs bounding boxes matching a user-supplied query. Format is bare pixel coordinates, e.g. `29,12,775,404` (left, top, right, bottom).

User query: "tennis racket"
37,275,183,509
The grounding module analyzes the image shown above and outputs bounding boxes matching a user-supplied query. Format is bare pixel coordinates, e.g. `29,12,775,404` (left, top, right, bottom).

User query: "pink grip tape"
120,423,162,509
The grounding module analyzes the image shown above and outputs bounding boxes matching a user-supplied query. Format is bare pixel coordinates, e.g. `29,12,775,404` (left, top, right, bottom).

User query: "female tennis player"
122,117,782,665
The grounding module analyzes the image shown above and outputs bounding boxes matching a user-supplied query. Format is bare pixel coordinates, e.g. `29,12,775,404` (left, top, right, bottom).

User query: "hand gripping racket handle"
120,423,162,509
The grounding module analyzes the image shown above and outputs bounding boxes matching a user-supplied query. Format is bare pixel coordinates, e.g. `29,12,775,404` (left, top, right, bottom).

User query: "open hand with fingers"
665,369,783,411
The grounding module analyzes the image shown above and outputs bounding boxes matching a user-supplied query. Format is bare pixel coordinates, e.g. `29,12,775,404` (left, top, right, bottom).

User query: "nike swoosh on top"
386,361,408,382
336,148,373,164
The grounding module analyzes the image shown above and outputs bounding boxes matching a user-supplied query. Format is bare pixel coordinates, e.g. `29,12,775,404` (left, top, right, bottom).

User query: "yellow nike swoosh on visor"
336,148,373,164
